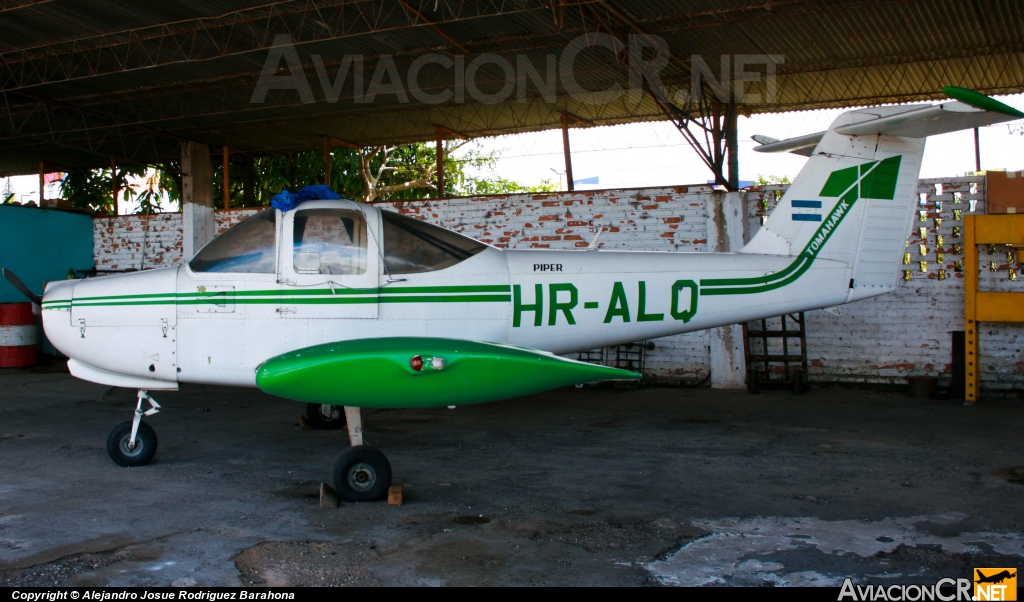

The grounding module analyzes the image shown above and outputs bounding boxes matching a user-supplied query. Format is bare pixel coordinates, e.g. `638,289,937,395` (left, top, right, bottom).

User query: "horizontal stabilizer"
256,337,640,408
835,101,1019,138
752,131,825,156
753,87,1022,156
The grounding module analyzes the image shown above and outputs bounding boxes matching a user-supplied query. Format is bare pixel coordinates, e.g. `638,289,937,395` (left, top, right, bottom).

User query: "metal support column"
110,157,118,215
288,153,296,192
242,157,255,207
38,161,44,209
323,137,331,187
974,128,981,172
561,114,574,191
222,145,230,211
435,127,444,198
726,103,739,191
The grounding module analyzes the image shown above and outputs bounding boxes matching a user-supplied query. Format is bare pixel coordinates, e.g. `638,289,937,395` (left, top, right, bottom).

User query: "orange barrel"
0,302,38,367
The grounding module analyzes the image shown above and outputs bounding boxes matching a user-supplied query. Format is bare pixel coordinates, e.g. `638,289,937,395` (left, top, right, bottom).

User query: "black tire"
792,370,804,395
305,403,347,430
106,421,158,467
747,369,759,394
331,445,392,502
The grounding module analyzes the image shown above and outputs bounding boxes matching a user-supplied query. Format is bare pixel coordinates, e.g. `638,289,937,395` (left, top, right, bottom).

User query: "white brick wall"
92,180,1024,393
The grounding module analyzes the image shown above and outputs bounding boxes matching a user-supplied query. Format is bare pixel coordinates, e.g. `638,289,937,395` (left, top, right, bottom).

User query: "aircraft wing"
255,337,640,408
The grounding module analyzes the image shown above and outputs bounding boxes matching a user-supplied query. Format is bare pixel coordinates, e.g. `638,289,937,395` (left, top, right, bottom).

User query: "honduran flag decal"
791,200,822,221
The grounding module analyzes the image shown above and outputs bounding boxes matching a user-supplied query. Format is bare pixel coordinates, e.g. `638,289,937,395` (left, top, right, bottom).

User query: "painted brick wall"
91,179,1024,392
93,209,258,271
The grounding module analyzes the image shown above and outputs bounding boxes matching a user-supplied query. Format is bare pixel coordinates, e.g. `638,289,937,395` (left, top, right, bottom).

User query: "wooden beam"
561,114,574,191
561,111,593,127
223,145,230,210
434,125,469,140
324,136,360,150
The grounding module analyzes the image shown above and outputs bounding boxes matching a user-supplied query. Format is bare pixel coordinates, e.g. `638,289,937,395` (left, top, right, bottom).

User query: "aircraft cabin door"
278,201,379,319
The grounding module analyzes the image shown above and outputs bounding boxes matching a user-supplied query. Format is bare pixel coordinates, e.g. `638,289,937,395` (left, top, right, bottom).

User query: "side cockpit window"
381,211,486,274
292,208,368,275
189,209,276,273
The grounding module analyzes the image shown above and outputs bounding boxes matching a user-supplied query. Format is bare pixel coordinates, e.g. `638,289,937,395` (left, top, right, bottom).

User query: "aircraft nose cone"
40,279,78,357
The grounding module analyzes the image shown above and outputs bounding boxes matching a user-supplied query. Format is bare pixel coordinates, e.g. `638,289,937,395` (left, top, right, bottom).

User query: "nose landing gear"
330,406,392,502
107,389,161,467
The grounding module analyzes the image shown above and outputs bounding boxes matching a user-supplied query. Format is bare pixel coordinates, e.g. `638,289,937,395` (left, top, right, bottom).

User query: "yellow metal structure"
963,215,1024,403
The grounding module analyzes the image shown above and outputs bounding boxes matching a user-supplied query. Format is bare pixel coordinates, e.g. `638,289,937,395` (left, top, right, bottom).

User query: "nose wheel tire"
305,403,347,430
106,420,158,467
331,445,392,502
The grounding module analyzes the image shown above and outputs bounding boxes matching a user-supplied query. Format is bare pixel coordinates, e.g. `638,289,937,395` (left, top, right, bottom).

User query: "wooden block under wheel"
388,483,404,506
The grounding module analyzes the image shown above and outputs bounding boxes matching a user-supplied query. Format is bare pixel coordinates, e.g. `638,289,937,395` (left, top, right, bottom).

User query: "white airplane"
6,87,1021,502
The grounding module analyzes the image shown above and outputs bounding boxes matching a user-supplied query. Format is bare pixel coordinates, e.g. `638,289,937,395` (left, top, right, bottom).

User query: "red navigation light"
410,355,423,371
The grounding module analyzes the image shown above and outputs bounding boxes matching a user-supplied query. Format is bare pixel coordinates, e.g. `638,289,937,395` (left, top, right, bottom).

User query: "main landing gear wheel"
331,445,392,502
107,421,158,467
305,403,347,430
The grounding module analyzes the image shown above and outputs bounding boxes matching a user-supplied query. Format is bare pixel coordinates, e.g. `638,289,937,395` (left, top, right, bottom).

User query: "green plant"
755,174,793,186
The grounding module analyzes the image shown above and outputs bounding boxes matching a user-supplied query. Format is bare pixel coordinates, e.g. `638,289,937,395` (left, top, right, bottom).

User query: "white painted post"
706,191,748,389
181,141,215,260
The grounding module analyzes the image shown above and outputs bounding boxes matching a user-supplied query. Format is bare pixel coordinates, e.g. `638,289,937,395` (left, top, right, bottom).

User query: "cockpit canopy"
188,205,487,275
188,209,276,274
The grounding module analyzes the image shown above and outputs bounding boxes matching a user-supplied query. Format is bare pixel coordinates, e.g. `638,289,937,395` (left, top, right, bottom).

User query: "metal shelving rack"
963,214,1024,404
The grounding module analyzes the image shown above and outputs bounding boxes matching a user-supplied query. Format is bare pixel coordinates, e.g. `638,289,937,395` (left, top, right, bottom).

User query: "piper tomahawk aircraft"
7,87,1021,502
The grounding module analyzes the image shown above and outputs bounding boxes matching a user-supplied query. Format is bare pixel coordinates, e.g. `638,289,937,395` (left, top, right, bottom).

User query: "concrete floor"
0,367,1022,587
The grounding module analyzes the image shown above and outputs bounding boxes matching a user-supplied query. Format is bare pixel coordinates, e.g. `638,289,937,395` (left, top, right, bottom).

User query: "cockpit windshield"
381,211,487,274
189,209,276,273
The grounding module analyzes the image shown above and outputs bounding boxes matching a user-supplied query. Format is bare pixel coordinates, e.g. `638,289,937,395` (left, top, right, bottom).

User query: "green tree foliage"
461,176,559,195
214,142,518,205
58,164,154,214
57,141,547,213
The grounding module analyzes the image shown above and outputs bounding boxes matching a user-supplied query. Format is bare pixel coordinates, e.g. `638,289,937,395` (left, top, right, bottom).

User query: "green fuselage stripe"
700,255,814,296
698,158,885,296
44,284,511,308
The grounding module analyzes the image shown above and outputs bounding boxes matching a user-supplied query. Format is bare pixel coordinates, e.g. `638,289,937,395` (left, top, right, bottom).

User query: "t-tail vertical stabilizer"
744,87,1023,304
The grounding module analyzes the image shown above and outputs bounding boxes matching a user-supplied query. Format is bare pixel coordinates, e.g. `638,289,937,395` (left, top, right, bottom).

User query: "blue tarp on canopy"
271,185,351,211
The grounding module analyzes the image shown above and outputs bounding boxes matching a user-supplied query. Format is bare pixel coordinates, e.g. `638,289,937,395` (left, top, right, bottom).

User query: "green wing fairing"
255,337,641,408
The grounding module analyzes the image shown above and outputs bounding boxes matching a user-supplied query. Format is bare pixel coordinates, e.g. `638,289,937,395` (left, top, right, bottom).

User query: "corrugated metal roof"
0,0,1021,175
